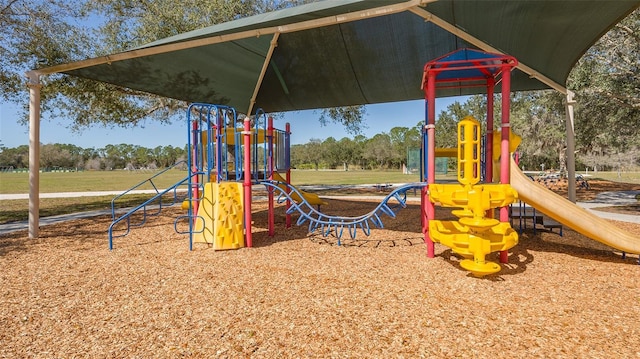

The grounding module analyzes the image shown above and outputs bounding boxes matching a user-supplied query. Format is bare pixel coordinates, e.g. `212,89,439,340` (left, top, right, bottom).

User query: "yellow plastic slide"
509,157,640,254
271,171,328,206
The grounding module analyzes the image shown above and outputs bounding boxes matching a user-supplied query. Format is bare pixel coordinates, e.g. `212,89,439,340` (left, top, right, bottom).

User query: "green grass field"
1,168,638,224
0,169,425,194
0,169,424,224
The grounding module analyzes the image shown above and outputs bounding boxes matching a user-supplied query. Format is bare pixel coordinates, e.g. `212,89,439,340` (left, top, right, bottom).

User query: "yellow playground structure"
428,116,519,276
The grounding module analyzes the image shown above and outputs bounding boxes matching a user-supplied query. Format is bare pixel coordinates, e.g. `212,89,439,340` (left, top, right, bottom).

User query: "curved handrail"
260,181,427,244
110,161,188,219
108,176,191,249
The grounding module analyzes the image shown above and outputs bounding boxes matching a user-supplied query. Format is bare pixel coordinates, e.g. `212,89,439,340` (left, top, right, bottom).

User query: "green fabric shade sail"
40,0,638,114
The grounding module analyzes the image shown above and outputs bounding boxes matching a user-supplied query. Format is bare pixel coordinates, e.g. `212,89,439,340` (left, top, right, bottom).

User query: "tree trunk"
559,146,567,178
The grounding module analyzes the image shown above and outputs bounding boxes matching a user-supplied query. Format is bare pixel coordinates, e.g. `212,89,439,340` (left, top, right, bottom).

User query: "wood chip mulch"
1,194,639,358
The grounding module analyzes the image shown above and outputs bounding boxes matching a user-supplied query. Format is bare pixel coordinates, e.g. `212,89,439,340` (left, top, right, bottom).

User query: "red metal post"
191,120,200,218
425,70,437,258
499,63,512,263
484,77,495,219
243,118,253,248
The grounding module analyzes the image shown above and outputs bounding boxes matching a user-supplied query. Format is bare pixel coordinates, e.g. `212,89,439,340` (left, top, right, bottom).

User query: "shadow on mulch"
0,215,113,256
433,243,634,282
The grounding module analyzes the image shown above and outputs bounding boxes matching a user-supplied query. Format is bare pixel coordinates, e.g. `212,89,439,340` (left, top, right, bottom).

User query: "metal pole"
499,64,512,264
243,118,253,248
267,117,275,236
27,72,41,239
486,77,495,183
285,123,292,228
425,70,436,258
565,91,577,203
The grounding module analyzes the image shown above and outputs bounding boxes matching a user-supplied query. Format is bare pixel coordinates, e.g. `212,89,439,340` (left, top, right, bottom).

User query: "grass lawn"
0,194,156,224
0,169,424,223
0,169,428,195
580,171,640,184
1,168,637,224
0,169,190,194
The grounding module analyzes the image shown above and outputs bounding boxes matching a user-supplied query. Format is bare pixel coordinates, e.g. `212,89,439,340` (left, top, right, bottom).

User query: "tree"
295,138,324,170
568,8,640,167
40,143,75,169
434,105,461,149
290,144,305,169
510,91,566,172
320,137,340,168
0,144,29,168
388,126,420,170
1,0,368,138
318,105,368,137
336,137,359,171
363,133,393,169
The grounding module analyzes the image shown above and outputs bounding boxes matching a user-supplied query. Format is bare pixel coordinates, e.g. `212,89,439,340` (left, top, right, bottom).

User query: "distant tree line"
291,126,422,171
292,87,640,173
0,143,187,171
2,84,639,173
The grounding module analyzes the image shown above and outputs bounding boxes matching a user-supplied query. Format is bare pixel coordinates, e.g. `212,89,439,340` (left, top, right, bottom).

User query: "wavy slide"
509,157,640,254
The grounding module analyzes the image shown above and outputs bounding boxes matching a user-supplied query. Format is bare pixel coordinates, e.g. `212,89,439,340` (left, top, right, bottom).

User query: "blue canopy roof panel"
424,48,517,85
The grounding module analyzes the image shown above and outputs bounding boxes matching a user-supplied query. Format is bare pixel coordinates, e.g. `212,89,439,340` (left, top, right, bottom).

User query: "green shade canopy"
41,0,639,114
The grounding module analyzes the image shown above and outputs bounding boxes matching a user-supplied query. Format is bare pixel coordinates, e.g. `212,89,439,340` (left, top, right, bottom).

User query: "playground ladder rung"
391,192,408,207
369,213,384,228
378,203,396,218
360,220,372,236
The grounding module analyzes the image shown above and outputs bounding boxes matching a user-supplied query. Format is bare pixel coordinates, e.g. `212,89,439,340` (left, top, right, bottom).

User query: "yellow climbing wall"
193,182,245,250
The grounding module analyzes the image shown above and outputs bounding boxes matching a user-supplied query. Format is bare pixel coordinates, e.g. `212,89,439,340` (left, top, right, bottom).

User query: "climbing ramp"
262,179,427,244
193,181,245,250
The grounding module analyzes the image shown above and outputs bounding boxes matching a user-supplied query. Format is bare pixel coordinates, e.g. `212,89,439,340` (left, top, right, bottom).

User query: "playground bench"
542,218,563,236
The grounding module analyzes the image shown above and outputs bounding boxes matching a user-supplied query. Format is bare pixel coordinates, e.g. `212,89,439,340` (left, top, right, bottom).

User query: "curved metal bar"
260,181,427,240
110,160,187,219
174,214,206,235
108,170,191,250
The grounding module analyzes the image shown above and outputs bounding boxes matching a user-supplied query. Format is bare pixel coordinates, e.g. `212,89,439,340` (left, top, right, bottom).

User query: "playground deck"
1,197,639,358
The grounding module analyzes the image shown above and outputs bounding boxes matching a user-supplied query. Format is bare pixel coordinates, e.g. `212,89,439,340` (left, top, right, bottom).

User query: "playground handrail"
108,161,192,250
110,161,188,219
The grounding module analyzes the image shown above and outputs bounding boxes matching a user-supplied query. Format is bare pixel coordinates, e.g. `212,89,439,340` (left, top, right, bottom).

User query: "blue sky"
0,98,461,149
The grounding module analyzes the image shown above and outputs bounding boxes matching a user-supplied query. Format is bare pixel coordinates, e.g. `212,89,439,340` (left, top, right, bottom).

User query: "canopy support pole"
565,91,577,202
26,71,42,239
247,33,280,116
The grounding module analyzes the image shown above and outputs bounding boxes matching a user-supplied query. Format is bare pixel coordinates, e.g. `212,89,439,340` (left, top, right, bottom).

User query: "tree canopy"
1,0,365,132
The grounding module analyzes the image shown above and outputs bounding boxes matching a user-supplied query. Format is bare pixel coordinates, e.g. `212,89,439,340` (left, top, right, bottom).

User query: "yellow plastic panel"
193,182,245,250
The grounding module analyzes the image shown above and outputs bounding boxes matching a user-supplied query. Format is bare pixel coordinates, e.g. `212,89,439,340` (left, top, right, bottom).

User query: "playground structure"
108,48,639,275
109,103,427,251
421,48,640,273
427,116,519,276
420,49,522,275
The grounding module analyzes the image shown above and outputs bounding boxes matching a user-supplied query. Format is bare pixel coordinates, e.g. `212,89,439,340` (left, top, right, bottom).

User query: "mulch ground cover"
1,178,638,358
